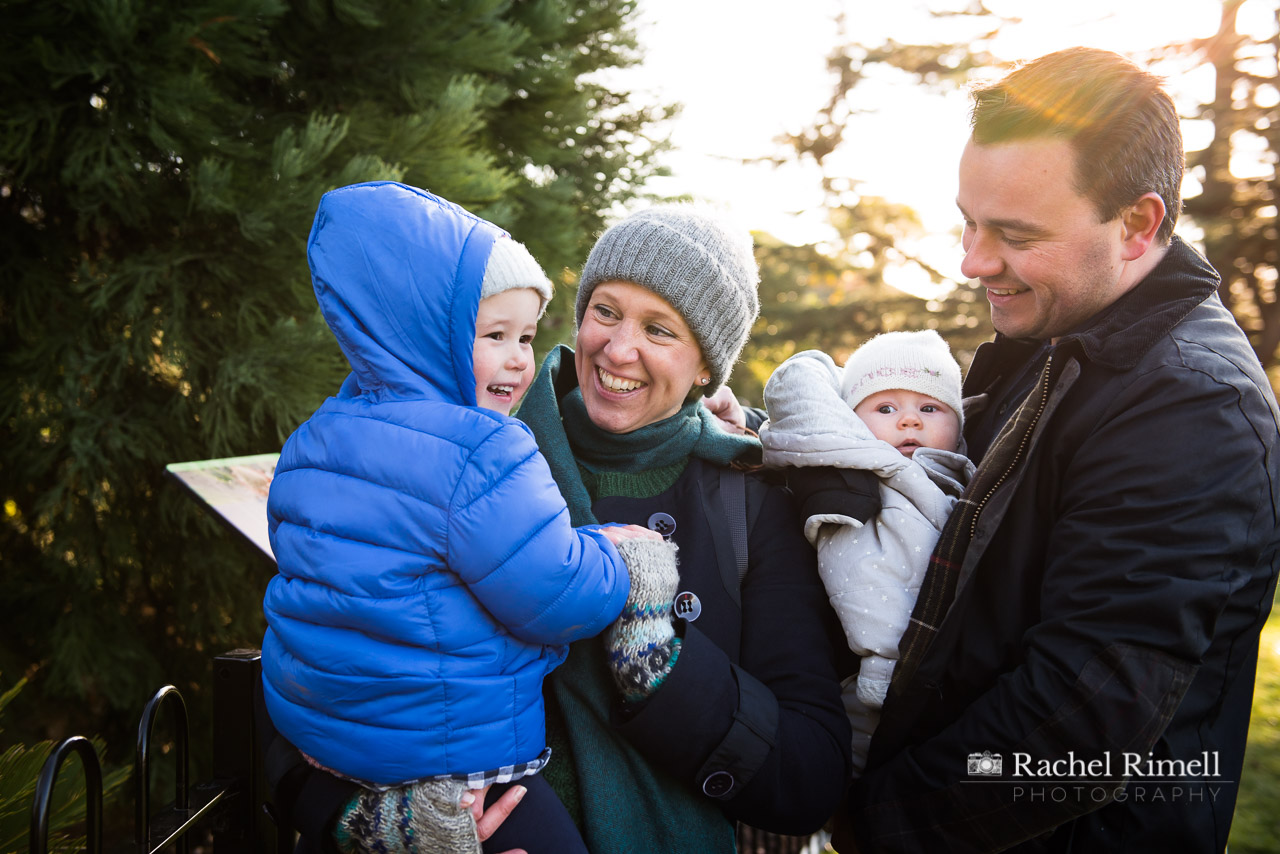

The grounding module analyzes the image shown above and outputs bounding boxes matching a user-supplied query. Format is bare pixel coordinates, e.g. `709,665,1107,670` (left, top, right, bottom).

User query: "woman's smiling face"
574,280,709,435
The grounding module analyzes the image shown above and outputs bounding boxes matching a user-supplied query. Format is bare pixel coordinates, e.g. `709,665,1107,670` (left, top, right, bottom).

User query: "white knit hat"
840,330,964,426
481,237,554,318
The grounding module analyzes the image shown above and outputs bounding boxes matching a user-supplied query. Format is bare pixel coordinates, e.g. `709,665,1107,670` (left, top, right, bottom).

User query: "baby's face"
854,389,961,458
472,288,541,415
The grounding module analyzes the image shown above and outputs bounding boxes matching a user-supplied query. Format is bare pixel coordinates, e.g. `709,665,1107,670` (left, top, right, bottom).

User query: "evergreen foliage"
0,0,670,764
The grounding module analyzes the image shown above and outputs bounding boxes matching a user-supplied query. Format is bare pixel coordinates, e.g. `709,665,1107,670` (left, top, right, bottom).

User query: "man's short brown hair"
970,47,1183,244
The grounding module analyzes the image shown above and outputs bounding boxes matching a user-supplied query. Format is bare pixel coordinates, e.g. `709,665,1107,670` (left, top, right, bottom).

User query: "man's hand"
702,385,748,434
786,467,880,525
464,785,527,854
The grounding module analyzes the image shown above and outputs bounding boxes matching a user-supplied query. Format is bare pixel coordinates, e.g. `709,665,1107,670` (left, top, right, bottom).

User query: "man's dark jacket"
843,237,1280,852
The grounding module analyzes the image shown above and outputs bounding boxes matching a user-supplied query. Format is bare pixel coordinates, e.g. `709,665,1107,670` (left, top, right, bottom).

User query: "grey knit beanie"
481,237,554,318
576,206,760,393
840,330,964,429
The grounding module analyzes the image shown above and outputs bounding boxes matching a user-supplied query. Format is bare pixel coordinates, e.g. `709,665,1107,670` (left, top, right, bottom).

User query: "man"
834,47,1280,852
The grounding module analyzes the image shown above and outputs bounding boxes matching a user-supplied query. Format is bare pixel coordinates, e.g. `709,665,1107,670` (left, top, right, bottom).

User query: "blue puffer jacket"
262,182,630,785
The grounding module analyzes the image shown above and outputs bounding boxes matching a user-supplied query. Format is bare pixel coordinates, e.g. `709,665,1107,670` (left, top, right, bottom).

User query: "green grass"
1230,603,1280,853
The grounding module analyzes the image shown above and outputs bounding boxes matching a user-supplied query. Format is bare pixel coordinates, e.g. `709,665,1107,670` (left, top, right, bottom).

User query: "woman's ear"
686,363,712,401
696,361,712,391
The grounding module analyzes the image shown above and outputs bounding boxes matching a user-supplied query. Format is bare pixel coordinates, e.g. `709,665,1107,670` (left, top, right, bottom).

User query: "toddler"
262,182,656,854
759,330,974,774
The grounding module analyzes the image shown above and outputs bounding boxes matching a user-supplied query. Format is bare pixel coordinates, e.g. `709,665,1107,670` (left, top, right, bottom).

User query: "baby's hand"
600,524,663,544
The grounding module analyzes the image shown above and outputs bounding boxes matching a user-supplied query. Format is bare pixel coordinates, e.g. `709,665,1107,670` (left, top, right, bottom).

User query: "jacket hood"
761,349,912,479
307,181,504,404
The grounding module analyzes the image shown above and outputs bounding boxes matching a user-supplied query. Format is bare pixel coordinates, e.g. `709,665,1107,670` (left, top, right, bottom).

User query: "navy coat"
845,237,1280,851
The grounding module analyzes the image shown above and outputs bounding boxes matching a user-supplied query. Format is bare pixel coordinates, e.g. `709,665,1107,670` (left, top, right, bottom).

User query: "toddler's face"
473,288,540,415
854,389,960,458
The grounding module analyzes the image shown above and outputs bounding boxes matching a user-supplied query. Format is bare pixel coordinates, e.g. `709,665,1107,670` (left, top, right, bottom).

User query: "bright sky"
616,0,1276,293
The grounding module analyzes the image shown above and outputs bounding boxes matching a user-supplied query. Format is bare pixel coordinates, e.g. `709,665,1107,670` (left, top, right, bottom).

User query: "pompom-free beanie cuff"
841,329,964,426
481,237,554,318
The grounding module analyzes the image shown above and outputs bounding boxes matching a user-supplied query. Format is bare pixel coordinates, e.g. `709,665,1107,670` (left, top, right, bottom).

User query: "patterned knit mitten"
606,538,682,702
334,778,480,854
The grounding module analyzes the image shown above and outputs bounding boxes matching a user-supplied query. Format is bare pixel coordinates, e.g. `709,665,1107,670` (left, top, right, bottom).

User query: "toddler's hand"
605,538,682,702
600,524,663,544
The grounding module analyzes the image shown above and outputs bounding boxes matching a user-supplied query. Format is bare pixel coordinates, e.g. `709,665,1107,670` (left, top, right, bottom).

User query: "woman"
263,206,851,854
484,206,852,852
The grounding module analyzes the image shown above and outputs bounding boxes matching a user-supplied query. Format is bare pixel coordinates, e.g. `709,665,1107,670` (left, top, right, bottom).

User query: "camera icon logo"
967,751,1003,776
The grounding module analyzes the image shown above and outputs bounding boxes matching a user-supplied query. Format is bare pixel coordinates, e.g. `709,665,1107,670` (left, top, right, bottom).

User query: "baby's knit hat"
576,206,760,394
481,237,554,318
841,330,964,427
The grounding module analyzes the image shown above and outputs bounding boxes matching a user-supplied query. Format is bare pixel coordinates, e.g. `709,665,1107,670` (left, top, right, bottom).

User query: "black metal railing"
29,650,280,854
30,736,104,854
29,647,821,854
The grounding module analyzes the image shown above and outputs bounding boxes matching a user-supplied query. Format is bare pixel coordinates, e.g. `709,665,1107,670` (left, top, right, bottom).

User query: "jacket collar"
1060,235,1219,370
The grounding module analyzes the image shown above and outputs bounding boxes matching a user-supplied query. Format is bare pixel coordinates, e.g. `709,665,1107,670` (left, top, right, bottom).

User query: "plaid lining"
449,746,552,789
892,355,1057,691
305,746,552,792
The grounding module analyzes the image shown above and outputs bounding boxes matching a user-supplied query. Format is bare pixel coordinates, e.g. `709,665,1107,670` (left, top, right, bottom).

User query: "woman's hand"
464,784,528,854
600,523,663,544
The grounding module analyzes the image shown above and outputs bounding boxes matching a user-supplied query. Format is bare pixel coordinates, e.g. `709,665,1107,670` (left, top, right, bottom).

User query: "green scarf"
517,345,759,854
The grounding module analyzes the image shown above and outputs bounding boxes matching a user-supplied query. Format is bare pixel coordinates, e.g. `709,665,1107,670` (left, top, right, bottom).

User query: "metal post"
211,650,262,854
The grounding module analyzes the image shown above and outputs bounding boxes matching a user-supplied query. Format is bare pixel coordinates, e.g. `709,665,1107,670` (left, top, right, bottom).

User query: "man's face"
957,137,1131,342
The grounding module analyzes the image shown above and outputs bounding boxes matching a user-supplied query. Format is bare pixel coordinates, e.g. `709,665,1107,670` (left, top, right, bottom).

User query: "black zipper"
969,354,1054,542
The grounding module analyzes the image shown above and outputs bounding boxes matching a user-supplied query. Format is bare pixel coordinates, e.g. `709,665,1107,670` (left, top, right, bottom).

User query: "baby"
759,330,974,775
